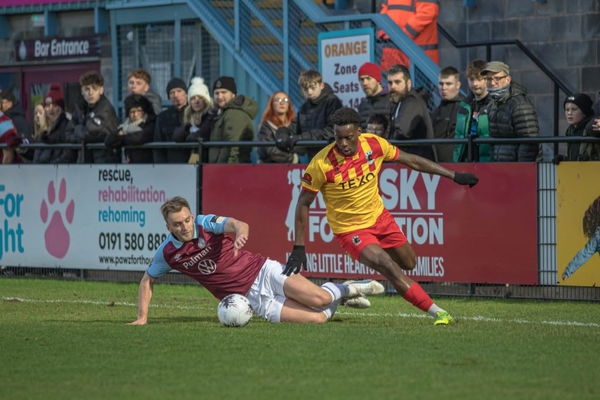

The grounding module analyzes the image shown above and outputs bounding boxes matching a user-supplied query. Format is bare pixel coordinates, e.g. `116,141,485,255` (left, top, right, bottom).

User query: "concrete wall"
438,0,600,150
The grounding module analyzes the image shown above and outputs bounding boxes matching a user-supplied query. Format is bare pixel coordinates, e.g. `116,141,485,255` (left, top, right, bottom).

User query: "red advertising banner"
203,163,538,284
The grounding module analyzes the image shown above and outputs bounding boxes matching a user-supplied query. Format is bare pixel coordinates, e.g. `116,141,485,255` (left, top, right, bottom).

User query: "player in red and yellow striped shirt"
284,107,479,325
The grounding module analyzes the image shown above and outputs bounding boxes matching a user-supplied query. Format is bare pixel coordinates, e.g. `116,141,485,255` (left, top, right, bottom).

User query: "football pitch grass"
1,278,599,400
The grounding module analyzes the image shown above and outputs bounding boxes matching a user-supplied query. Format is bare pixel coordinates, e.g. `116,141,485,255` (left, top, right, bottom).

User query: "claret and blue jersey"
146,214,266,299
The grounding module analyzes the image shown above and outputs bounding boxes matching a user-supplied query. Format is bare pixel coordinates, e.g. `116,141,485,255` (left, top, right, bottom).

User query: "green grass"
1,278,599,400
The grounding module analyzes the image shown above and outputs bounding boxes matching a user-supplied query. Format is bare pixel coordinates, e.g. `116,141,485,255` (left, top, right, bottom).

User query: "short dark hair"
0,89,16,104
439,66,460,80
160,196,191,221
386,64,411,81
298,70,322,89
466,59,487,80
79,71,104,87
367,113,389,131
331,107,361,127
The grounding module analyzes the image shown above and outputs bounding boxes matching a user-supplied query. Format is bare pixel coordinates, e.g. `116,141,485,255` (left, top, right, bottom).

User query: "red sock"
402,283,434,312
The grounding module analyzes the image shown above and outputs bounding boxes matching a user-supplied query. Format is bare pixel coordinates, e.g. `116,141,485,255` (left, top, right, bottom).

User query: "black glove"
282,245,306,276
453,172,479,187
274,127,297,152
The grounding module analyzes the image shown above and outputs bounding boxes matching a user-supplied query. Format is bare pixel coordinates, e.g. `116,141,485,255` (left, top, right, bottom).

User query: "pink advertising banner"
202,163,538,285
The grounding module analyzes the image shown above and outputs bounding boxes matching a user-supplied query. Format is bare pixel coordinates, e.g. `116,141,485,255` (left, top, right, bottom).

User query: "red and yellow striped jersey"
301,133,399,233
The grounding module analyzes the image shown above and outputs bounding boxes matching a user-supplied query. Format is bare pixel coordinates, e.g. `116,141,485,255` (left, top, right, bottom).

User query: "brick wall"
438,0,600,148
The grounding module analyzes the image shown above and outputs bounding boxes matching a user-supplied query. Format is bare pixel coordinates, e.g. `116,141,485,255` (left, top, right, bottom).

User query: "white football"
217,294,253,327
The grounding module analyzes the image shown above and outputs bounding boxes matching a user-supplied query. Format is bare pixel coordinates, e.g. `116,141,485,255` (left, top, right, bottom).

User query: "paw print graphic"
40,179,75,259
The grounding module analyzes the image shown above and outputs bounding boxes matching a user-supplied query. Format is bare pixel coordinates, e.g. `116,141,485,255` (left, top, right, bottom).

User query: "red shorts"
334,209,407,261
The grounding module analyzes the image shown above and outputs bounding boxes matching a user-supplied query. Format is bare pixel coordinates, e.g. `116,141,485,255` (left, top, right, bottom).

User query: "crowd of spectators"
0,58,598,165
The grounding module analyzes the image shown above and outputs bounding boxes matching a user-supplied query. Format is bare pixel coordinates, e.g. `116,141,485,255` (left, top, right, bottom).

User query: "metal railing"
3,136,599,161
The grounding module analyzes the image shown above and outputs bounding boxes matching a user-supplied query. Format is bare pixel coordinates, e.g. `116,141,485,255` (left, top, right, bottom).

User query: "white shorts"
245,259,288,323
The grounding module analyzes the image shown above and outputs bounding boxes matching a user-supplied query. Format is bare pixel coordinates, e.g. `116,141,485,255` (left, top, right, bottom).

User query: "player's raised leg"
360,243,454,325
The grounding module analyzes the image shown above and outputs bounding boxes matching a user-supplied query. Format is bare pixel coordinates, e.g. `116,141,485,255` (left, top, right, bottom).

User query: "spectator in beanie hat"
357,62,389,131
153,77,189,163
173,77,216,163
563,93,594,161
209,76,258,163
33,83,76,164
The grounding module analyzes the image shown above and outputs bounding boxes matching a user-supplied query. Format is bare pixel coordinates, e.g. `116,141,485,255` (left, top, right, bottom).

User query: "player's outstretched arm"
283,190,316,276
395,151,479,186
224,218,249,256
128,272,155,325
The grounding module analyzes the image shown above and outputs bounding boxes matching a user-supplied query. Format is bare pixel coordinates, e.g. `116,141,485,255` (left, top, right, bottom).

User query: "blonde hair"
33,102,48,141
160,196,191,221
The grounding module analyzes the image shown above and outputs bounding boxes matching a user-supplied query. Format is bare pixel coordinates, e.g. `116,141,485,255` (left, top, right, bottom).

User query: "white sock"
427,303,444,317
320,302,338,320
321,282,349,303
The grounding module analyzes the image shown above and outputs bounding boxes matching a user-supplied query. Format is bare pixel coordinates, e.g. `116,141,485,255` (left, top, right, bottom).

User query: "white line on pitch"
3,297,599,328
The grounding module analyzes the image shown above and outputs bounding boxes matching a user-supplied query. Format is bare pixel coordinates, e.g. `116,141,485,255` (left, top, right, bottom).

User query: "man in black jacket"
357,62,389,132
279,70,342,159
482,61,539,161
153,77,189,163
431,66,464,162
387,64,436,160
65,71,120,163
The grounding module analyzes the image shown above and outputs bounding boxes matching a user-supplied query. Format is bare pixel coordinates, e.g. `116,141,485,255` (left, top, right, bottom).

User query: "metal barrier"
3,136,600,158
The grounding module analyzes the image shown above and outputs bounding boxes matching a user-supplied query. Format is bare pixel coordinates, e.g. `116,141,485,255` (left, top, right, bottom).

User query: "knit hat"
44,83,65,109
564,93,594,117
213,76,237,94
124,93,154,116
166,77,187,96
187,77,213,107
358,62,382,83
482,61,510,76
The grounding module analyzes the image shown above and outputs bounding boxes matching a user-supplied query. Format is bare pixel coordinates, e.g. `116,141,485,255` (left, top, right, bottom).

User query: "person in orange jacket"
379,0,440,69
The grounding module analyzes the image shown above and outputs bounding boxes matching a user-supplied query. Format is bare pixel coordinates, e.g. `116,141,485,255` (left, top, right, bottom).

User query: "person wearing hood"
275,70,342,159
482,61,539,162
105,93,156,163
357,62,390,133
0,89,33,161
387,64,436,161
209,76,258,163
173,77,215,163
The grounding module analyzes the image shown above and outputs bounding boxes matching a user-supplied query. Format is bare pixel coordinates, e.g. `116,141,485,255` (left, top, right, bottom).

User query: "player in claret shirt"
128,196,383,325
285,107,479,325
